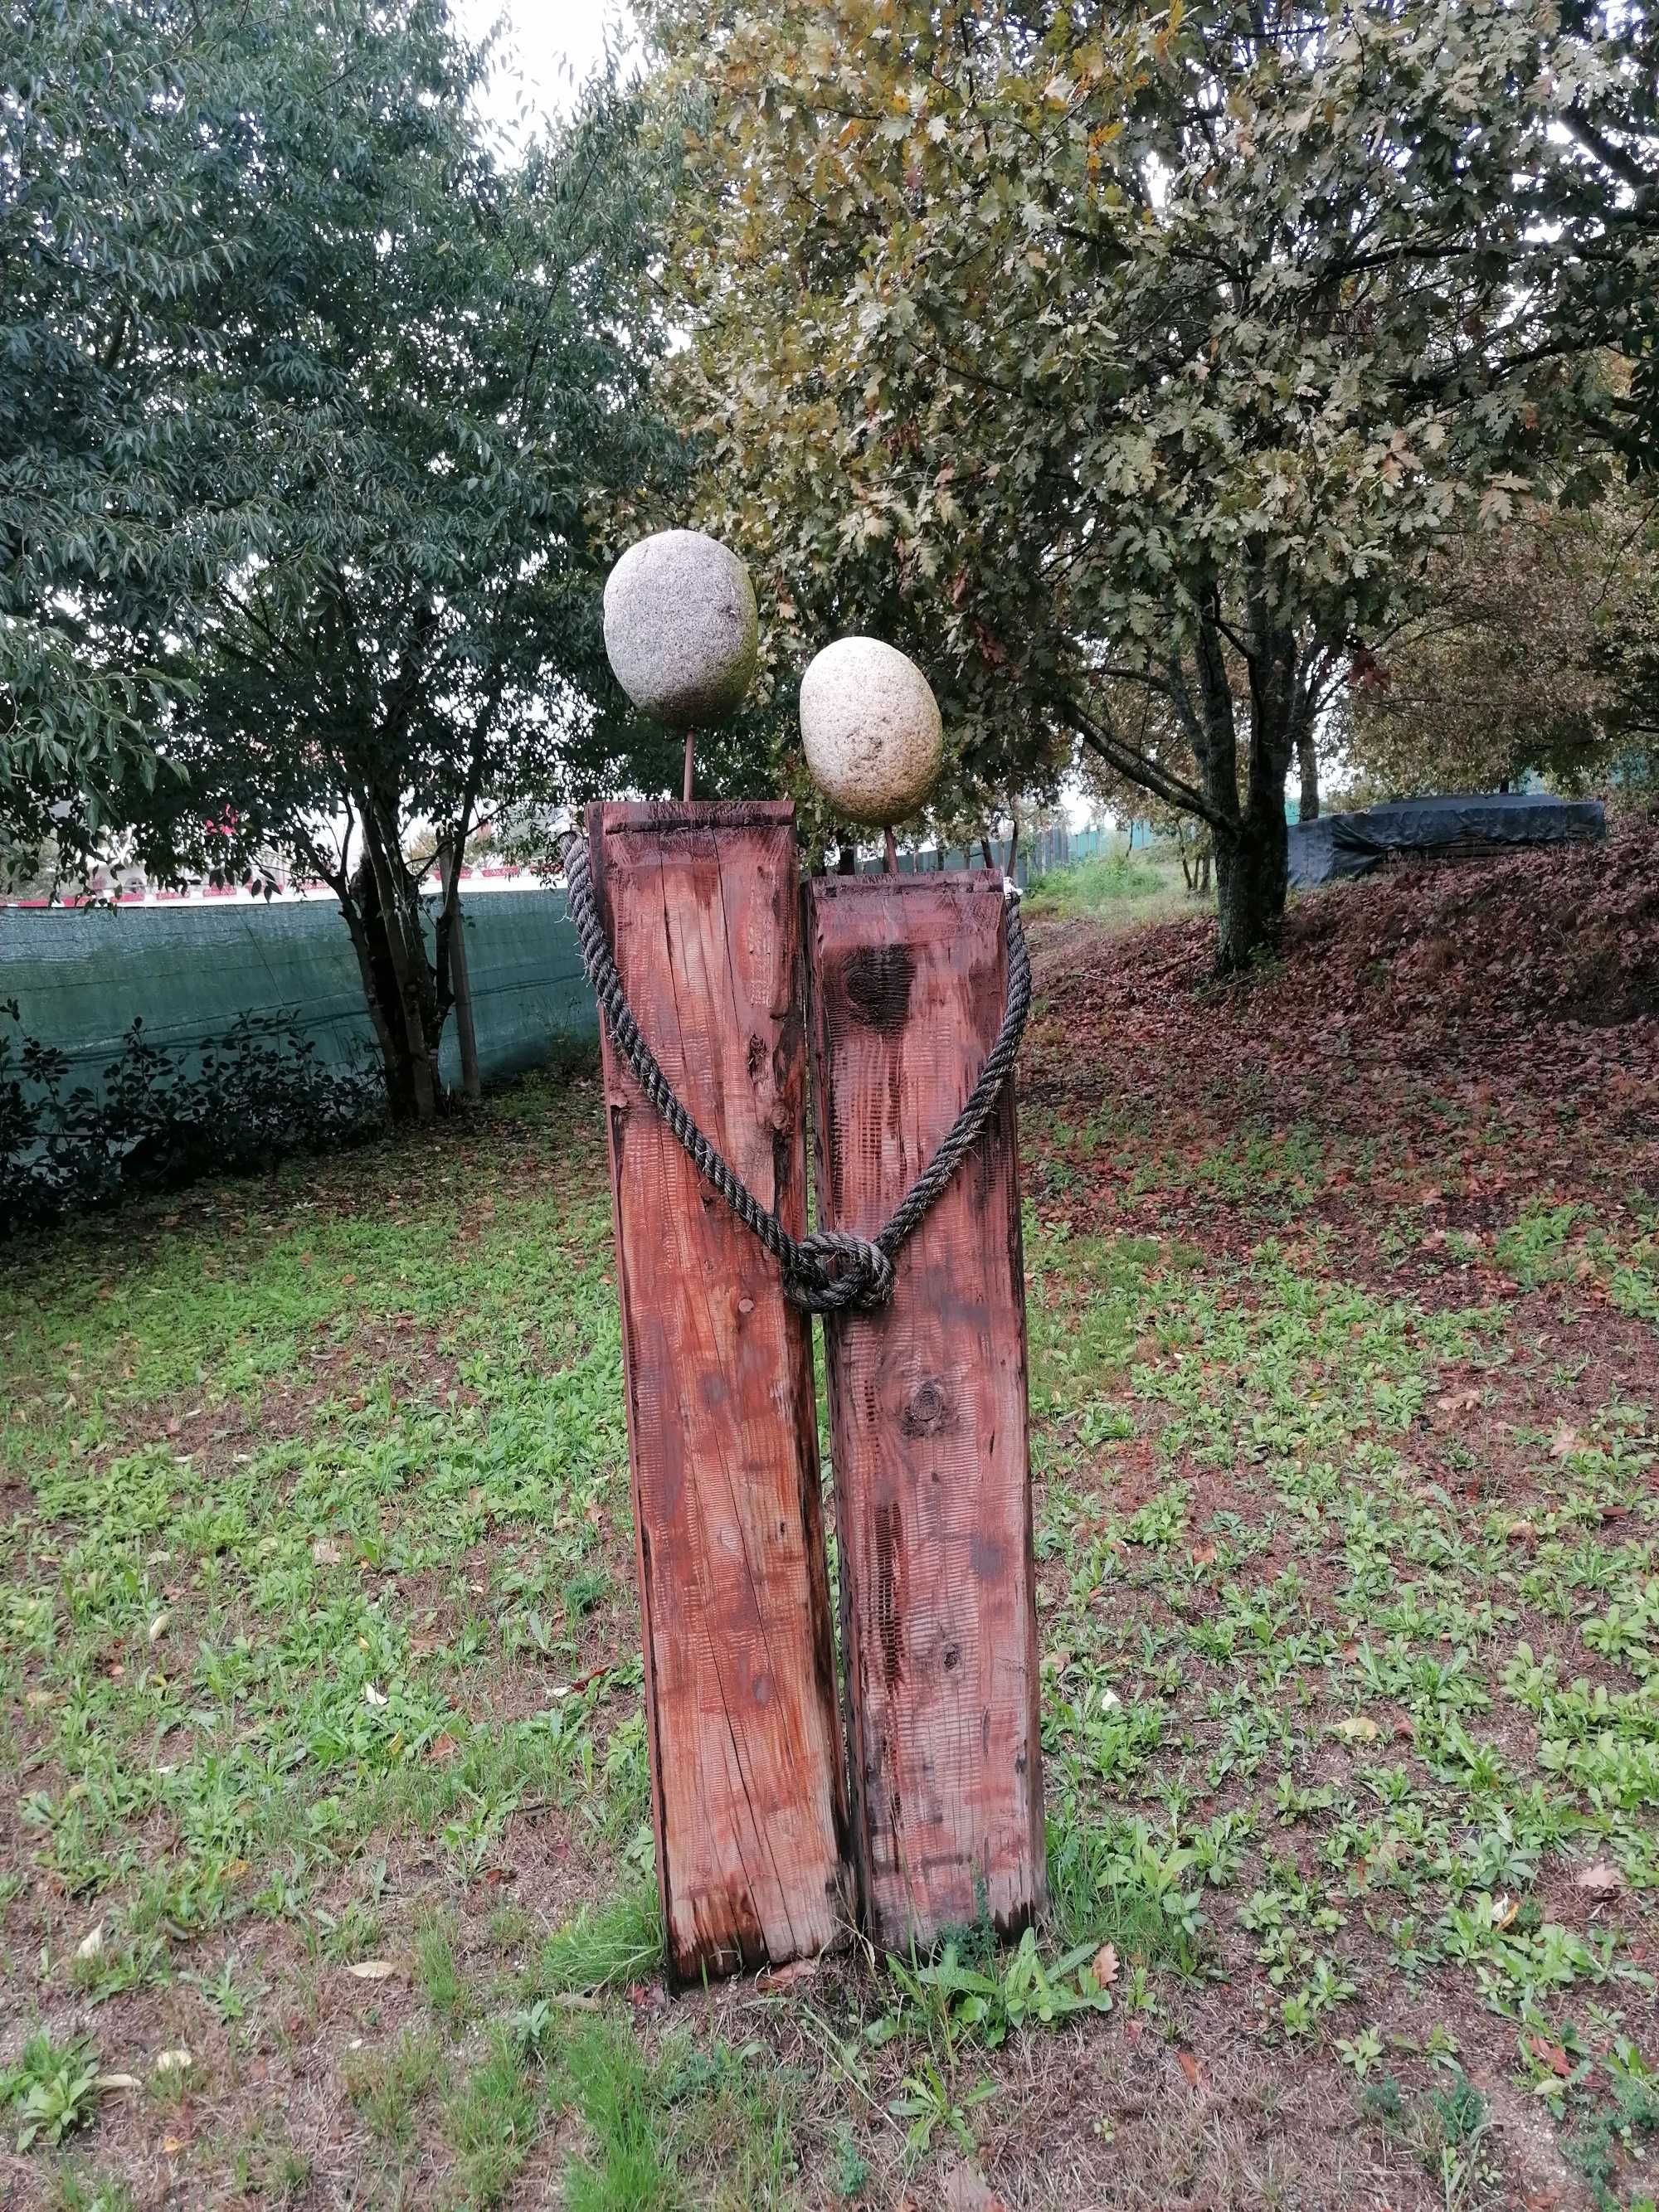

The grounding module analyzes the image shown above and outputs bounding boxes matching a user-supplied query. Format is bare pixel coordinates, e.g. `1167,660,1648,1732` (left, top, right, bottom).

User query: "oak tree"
649,0,1657,966
1340,491,1658,800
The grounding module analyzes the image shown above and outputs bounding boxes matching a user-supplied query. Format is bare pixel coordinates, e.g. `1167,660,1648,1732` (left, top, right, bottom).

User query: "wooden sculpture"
576,537,1041,1981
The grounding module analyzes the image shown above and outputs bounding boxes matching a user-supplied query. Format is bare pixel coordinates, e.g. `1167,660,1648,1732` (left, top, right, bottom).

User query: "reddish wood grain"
806,874,1044,1952
588,801,850,1982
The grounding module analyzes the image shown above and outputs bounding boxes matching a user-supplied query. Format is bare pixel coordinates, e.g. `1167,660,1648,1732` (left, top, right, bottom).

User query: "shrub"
1,1002,383,1232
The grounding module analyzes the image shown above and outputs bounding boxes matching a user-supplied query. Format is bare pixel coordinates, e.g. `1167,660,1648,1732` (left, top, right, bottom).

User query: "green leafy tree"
648,0,1657,967
170,45,675,1121
1600,508,1659,779
4,2,678,1119
1,0,262,881
1339,490,1657,799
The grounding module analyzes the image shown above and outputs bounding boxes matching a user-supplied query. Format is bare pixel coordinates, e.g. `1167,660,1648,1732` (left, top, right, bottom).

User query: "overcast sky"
456,0,637,129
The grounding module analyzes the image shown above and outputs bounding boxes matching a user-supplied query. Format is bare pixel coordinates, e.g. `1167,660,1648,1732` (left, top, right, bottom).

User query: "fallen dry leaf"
1331,1715,1381,1744
311,1538,343,1566
1436,1388,1481,1416
1528,2035,1572,2078
941,2163,1010,2212
345,1959,399,1981
95,2073,140,2092
1574,1860,1623,1898
154,2048,192,2074
1092,1942,1120,1987
756,1957,820,1991
75,1924,105,1961
1175,2046,1206,2089
1548,1423,1583,1460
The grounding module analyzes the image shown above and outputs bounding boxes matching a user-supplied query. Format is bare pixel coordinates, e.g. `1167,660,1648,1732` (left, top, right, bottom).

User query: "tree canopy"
647,0,1657,965
4,1,679,1117
1339,489,1659,800
2,0,262,878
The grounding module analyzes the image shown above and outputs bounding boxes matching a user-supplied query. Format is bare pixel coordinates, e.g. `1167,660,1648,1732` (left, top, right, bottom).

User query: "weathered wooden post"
799,641,1045,1952
587,800,849,1981
805,869,1043,1950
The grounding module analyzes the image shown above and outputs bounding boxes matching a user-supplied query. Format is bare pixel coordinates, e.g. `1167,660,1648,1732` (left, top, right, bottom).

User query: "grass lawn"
1019,837,1194,931
2,833,1657,2211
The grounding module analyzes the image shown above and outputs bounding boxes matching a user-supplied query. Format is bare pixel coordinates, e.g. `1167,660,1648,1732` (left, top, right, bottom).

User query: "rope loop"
562,829,1028,1315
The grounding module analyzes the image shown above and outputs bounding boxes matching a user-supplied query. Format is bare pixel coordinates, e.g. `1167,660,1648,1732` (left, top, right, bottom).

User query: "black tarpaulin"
1289,793,1606,888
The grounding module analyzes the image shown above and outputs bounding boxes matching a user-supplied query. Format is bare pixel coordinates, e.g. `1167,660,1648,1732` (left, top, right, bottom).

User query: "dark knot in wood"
901,1378,951,1437
840,944,914,1030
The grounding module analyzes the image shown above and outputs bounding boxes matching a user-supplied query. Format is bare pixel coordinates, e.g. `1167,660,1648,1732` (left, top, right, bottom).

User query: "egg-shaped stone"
602,530,758,728
799,637,943,824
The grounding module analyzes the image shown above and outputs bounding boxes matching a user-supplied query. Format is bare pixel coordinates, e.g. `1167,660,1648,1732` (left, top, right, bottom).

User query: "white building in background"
1,856,558,910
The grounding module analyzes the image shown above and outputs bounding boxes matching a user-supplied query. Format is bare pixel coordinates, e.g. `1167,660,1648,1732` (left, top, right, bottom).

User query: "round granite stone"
602,531,758,728
799,636,944,824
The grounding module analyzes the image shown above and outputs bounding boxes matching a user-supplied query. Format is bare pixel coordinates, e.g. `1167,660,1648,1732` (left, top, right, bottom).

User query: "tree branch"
1063,695,1229,831
1562,104,1652,197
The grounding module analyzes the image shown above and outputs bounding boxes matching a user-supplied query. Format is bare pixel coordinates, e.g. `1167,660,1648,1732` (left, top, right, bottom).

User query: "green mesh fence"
1,829,1103,1107
0,890,597,1101
854,824,1101,883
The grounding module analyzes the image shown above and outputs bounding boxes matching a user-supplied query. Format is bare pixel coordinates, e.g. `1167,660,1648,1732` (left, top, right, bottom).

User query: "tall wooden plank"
806,874,1044,1952
589,800,850,1982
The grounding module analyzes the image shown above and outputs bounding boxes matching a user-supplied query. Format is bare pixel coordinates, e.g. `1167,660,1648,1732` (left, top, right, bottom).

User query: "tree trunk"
338,895,407,1118
1296,722,1321,823
1214,799,1289,975
438,843,481,1103
350,855,441,1122
364,813,441,1121
1193,610,1297,974
836,842,857,877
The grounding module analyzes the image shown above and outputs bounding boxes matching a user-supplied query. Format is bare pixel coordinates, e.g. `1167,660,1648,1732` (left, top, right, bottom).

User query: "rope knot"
783,1229,895,1315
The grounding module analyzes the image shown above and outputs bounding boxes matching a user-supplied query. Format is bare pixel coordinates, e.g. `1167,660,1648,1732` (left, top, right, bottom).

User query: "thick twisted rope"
562,831,1030,1314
